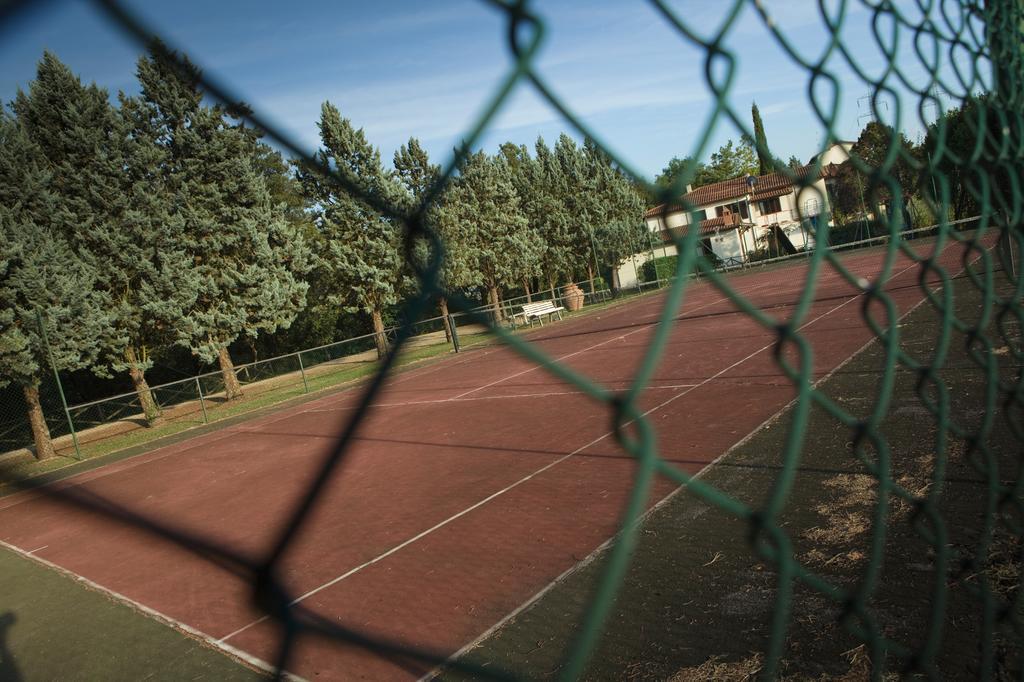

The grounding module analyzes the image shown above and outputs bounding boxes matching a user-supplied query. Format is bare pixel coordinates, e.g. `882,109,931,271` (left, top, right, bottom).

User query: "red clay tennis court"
0,236,984,679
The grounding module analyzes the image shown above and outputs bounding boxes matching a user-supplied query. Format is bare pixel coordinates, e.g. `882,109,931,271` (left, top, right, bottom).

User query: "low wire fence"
0,283,610,461
3,216,1007,465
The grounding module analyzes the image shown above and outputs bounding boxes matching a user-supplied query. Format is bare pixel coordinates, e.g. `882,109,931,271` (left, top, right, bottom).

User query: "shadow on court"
0,612,22,682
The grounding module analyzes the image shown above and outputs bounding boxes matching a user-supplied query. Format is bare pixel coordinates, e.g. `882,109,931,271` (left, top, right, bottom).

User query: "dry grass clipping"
800,474,876,569
667,653,763,682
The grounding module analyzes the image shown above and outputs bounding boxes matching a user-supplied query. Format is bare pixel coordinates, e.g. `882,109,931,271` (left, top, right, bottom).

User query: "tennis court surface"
0,236,990,679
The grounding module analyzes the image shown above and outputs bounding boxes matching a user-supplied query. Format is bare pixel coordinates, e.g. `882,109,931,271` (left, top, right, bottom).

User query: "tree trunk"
217,346,243,400
488,285,504,323
126,347,161,425
523,278,532,303
23,384,55,460
548,276,557,299
587,263,596,295
371,309,389,359
439,297,452,343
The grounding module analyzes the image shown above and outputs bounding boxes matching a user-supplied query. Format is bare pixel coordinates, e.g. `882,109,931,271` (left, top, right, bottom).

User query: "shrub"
641,255,678,283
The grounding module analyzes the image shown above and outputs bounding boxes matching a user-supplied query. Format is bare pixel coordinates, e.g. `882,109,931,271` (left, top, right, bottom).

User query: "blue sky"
0,1,988,180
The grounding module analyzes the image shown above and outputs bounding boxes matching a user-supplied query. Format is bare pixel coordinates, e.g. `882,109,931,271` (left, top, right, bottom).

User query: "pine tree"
0,113,112,459
584,140,648,279
543,137,649,292
394,138,482,338
532,138,575,295
13,52,199,423
135,49,310,398
555,134,605,291
751,102,773,175
498,142,548,302
298,102,406,358
433,151,540,319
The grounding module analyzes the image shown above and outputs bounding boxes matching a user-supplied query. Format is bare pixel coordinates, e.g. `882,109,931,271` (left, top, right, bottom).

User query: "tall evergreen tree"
555,134,605,291
532,138,575,295
393,138,477,338
135,49,310,398
299,102,406,358
13,52,197,423
0,113,112,459
751,102,773,175
434,151,540,319
498,141,547,301
584,140,648,280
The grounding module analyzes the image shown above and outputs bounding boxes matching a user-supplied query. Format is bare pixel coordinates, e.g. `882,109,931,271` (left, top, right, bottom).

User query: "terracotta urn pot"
562,283,584,311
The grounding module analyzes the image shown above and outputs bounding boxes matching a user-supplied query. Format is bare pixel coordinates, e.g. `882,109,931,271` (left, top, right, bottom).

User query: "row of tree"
1,49,646,459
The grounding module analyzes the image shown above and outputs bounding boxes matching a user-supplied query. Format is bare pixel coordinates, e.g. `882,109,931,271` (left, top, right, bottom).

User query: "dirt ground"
445,268,1022,680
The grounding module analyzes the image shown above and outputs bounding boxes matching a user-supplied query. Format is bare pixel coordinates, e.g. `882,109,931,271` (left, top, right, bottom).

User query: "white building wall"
637,175,833,271
614,242,678,289
813,142,852,166
708,229,743,264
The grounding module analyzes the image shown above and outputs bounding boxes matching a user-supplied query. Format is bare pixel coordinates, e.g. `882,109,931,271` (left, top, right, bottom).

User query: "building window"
715,200,749,220
758,197,782,215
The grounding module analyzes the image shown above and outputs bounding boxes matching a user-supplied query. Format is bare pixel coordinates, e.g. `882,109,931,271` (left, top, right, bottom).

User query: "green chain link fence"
1,0,1022,679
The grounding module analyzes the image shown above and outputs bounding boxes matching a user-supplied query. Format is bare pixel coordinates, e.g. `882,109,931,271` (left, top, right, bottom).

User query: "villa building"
615,164,833,289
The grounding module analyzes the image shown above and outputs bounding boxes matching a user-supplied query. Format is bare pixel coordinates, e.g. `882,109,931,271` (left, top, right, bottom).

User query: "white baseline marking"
0,539,300,681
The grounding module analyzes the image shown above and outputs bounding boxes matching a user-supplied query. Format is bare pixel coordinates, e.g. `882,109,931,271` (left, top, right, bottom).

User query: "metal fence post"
297,351,310,393
1001,215,1018,280
35,309,81,460
448,314,461,353
195,378,209,424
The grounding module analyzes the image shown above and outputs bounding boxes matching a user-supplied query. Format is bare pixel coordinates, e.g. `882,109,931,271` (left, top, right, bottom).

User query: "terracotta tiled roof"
683,175,755,207
645,203,683,219
701,212,742,230
821,162,843,179
653,214,742,241
749,187,791,202
646,165,823,218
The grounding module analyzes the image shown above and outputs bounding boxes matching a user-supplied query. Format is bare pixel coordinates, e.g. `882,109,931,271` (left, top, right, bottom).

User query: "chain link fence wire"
1,0,1023,679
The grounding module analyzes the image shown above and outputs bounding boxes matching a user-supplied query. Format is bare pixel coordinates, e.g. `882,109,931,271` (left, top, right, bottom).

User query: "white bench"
518,301,565,327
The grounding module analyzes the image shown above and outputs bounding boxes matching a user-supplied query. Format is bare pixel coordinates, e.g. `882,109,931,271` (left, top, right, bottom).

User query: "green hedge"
641,256,677,283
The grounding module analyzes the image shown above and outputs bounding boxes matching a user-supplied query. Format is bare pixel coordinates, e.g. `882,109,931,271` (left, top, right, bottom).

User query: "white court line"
26,544,48,555
0,539,301,681
306,383,702,412
216,282,774,645
0,243,963,680
0,386,353,512
446,280,776,402
217,268,891,645
0,276,763,512
421,245,989,680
